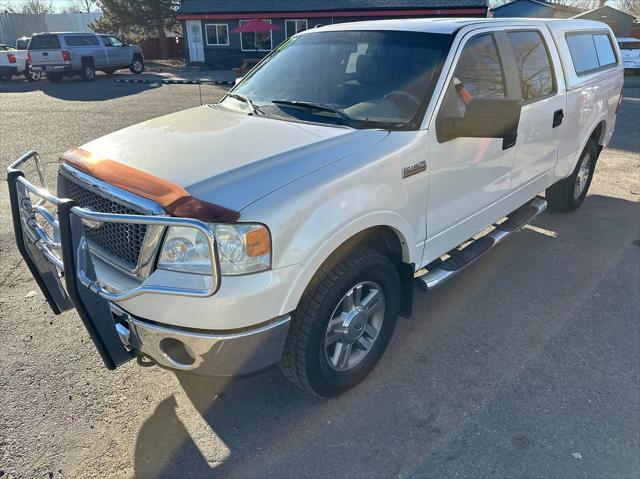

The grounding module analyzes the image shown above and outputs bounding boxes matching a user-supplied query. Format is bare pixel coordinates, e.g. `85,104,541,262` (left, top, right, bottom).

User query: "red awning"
231,19,282,33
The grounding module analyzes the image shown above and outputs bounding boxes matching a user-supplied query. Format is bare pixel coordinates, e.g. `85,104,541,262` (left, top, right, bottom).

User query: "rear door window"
28,35,61,50
507,30,554,102
566,32,617,75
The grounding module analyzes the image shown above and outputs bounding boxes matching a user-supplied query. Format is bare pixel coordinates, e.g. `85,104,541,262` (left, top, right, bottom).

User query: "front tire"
130,57,144,74
280,247,400,397
546,139,599,212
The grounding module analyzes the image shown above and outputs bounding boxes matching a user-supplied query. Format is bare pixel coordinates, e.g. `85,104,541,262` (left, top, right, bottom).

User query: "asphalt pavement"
0,72,638,479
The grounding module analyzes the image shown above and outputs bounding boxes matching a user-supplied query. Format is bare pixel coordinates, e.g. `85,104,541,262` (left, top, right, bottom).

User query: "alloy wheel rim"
133,61,142,72
86,67,94,79
29,70,41,81
574,151,592,199
324,281,385,371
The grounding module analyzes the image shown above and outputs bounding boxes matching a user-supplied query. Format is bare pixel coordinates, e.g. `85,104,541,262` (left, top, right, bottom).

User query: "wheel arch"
280,221,416,319
590,120,606,146
561,117,607,179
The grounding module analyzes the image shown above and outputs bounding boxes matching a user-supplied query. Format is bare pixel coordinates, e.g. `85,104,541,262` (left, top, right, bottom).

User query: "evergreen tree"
92,0,179,57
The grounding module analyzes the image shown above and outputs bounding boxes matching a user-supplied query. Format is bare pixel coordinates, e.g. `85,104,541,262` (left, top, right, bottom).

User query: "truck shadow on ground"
132,193,639,479
0,73,167,101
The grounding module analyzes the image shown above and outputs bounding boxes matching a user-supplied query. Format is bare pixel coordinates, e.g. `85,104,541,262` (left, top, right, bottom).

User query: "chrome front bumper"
7,151,288,376
112,304,290,376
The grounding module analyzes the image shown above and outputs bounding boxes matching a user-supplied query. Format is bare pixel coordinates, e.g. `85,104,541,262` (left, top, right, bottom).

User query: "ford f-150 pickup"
7,18,623,396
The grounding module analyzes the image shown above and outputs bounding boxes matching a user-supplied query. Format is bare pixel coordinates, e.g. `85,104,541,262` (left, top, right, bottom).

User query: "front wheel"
546,139,599,212
130,57,144,74
280,247,400,397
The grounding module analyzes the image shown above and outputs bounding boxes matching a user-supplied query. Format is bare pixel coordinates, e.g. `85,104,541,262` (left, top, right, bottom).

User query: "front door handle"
553,109,564,128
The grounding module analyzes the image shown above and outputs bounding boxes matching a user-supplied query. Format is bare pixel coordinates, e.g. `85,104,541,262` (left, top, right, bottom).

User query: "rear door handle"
553,109,564,128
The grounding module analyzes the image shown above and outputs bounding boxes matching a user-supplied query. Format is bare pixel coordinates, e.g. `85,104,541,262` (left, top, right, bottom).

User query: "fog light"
159,338,195,366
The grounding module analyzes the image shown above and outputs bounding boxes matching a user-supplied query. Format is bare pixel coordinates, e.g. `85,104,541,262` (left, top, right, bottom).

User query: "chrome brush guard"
6,150,220,369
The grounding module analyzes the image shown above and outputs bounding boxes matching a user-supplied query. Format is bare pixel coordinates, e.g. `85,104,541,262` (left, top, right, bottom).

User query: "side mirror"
437,98,521,143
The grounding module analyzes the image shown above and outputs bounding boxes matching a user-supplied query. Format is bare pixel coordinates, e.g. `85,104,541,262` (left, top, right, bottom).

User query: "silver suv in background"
28,32,144,83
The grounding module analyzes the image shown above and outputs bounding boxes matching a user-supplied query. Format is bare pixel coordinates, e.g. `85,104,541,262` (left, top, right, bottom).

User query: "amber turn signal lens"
246,226,270,257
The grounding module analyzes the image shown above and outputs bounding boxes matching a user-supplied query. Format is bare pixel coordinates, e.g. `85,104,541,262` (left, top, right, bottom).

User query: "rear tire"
80,61,95,82
25,66,41,82
546,139,599,212
0,73,11,82
280,247,400,397
46,72,62,83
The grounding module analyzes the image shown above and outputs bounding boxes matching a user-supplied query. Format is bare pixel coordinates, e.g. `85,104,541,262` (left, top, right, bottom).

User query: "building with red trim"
176,0,488,68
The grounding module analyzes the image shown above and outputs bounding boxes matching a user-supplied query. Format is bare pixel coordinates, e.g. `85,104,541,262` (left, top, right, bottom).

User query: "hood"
79,105,388,212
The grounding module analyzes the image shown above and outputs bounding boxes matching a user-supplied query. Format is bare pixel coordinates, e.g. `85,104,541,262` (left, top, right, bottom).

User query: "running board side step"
415,197,547,291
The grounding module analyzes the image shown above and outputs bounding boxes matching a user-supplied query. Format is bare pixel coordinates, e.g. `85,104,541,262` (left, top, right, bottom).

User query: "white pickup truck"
7,18,623,396
0,44,41,82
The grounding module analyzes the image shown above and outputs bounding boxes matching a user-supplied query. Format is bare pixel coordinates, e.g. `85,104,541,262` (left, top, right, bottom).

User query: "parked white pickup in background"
0,44,41,82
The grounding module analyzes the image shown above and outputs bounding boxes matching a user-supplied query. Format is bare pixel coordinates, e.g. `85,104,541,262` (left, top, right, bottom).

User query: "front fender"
278,211,416,315
239,131,429,316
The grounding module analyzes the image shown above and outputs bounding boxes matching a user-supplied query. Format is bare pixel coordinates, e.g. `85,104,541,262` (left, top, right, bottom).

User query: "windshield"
222,30,451,129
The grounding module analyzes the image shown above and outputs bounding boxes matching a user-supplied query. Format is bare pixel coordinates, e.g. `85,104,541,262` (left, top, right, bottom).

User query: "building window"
240,19,273,51
285,19,308,39
205,24,229,46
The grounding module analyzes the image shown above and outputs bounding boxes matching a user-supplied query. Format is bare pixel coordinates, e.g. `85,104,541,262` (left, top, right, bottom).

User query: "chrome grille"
60,175,147,268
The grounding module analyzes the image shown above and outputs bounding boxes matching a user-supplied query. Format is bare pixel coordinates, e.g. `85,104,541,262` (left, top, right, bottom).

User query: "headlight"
158,223,271,276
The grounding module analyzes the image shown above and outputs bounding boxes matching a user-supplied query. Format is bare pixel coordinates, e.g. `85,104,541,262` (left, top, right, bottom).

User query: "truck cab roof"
310,17,610,35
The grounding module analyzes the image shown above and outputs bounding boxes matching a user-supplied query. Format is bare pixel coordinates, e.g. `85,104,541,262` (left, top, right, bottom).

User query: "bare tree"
0,1,17,12
617,0,640,17
74,0,99,12
489,0,606,8
20,0,54,14
60,1,99,13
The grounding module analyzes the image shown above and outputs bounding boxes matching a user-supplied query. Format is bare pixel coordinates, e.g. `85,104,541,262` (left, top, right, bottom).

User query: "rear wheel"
80,61,95,82
546,139,599,212
46,72,62,83
0,73,11,82
280,247,400,397
25,66,41,82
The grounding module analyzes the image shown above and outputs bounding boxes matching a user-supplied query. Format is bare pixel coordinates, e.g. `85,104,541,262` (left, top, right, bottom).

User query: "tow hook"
136,354,155,368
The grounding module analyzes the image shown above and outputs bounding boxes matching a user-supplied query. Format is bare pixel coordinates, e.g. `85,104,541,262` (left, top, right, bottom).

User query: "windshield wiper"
225,92,264,116
271,100,356,127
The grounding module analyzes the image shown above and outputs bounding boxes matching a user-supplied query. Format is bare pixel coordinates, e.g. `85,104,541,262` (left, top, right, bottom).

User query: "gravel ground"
0,73,638,479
